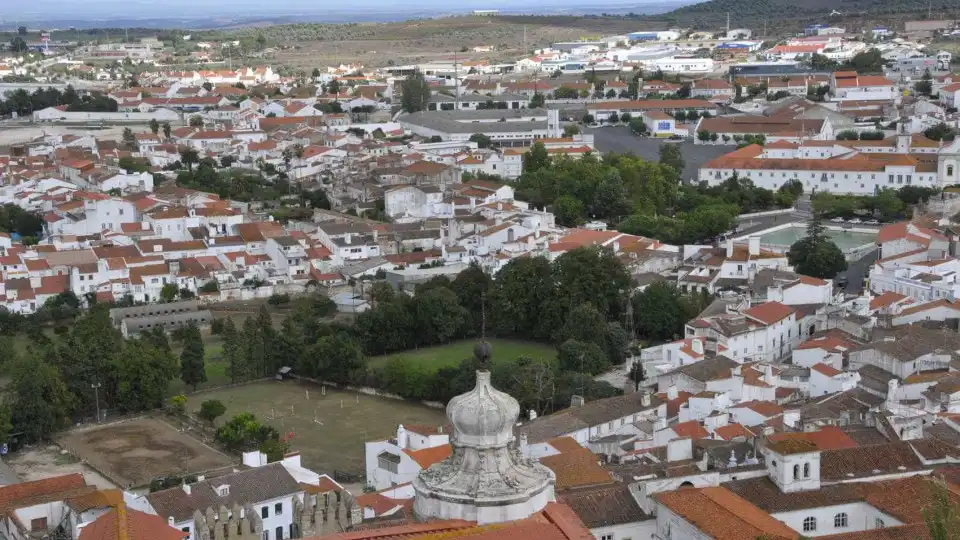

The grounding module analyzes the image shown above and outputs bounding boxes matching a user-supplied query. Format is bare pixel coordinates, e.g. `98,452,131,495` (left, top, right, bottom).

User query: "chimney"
153,245,162,253
169,261,180,275
141,221,150,230
725,237,734,258
570,394,585,408
344,233,352,245
528,409,538,421
748,235,760,256
373,229,379,242
613,240,621,253
167,517,175,527
691,338,704,355
641,391,651,407
704,337,718,357
182,483,191,495
667,385,679,401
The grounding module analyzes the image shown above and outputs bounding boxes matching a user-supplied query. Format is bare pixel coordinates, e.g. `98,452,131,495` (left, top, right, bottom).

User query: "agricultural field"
185,380,446,474
368,338,558,373
57,417,233,488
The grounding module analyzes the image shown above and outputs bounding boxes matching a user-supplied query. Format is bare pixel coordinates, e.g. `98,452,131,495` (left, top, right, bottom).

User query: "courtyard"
185,380,447,474
57,417,233,488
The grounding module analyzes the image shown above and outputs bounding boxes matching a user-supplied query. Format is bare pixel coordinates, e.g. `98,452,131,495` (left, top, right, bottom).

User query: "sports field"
367,339,557,372
185,380,446,474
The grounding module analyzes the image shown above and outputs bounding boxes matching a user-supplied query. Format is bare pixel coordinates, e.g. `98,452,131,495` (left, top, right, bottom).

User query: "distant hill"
651,0,960,32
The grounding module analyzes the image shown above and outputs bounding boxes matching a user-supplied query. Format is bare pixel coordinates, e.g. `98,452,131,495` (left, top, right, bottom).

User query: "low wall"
288,374,445,410
738,208,795,219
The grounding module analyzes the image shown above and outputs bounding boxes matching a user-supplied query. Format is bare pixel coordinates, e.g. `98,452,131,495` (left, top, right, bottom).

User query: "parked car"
831,217,845,223
848,218,863,224
865,219,880,225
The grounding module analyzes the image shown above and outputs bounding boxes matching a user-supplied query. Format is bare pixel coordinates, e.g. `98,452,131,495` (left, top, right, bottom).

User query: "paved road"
589,126,731,182
836,248,878,295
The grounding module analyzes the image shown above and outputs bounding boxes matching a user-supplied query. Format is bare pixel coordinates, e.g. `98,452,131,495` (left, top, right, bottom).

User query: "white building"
364,424,450,491
145,463,304,540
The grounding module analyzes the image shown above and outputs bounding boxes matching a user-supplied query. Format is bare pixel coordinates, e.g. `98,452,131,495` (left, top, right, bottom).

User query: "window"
835,513,848,528
600,535,614,540
804,462,810,478
262,506,269,519
875,518,885,528
949,165,955,176
803,517,817,532
31,518,47,531
793,464,800,479
275,502,283,515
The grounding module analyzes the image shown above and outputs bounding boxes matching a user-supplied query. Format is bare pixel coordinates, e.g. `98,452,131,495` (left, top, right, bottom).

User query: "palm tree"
179,147,199,172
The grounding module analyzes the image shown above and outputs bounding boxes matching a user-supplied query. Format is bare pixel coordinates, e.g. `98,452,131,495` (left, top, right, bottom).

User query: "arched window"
793,464,800,479
949,165,955,177
835,513,848,528
803,517,817,532
803,462,811,478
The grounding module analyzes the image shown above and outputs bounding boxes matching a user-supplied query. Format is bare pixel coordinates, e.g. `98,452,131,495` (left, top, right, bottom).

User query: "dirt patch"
57,417,233,488
7,446,118,489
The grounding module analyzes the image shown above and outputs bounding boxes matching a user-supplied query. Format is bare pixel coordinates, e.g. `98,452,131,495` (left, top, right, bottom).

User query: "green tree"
179,147,199,172
490,256,561,341
198,399,227,426
400,70,431,113
149,118,160,135
452,264,492,337
215,412,278,452
553,246,631,321
788,216,848,279
925,123,957,142
529,92,545,108
113,340,178,412
558,303,606,345
553,194,585,226
469,133,492,149
304,334,364,384
189,115,203,128
632,282,694,341
122,127,136,150
222,318,244,383
923,478,960,540
563,124,581,137
659,143,685,176
179,323,206,391
0,404,12,445
412,287,466,345
162,122,172,139
168,394,187,415
10,37,27,53
243,316,265,378
159,283,179,302
557,339,609,376
524,141,550,173
8,355,72,442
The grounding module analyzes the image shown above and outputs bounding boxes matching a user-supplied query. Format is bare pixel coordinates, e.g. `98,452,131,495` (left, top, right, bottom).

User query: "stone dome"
446,370,519,448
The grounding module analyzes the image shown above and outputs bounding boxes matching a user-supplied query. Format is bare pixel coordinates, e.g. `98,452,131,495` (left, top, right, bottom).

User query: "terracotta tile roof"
654,487,798,540
557,483,650,528
742,302,796,325
65,489,124,512
354,490,404,516
877,222,947,245
670,420,709,440
547,436,584,454
713,423,754,440
402,444,451,469
78,504,187,540
812,362,843,376
820,442,925,482
0,473,86,512
733,400,783,418
768,426,858,452
540,445,613,490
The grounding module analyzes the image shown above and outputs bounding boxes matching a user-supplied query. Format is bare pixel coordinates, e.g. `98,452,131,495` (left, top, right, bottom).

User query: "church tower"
412,341,556,524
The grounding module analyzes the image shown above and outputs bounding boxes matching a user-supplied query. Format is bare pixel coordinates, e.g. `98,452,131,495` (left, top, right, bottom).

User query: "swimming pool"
758,224,877,251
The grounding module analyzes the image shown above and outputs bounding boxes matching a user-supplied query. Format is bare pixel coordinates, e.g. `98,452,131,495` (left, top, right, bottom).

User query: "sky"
2,0,690,22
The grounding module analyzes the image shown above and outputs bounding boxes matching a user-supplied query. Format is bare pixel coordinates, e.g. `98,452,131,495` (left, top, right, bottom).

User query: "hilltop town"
1,8,960,540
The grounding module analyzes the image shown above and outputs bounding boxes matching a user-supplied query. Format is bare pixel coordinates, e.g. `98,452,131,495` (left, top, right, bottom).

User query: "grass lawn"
368,339,558,373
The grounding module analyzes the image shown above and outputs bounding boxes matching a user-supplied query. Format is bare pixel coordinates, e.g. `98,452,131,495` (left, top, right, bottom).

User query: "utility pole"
523,24,527,54
91,382,102,423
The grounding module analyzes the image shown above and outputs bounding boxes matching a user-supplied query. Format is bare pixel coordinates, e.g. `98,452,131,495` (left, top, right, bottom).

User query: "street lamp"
91,383,102,423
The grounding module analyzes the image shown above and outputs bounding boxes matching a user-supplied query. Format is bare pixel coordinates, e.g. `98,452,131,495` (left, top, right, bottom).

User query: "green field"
368,339,558,372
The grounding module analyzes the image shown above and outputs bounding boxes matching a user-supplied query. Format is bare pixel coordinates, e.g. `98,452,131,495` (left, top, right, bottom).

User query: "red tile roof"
811,363,843,377
0,473,86,512
78,504,188,540
671,420,710,440
743,302,795,325
768,426,858,452
654,487,798,540
402,444,451,469
869,292,910,311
